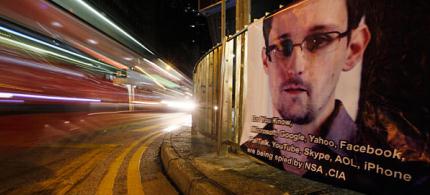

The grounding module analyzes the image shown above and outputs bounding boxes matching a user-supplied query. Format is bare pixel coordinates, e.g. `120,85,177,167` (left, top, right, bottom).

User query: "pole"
217,0,227,156
235,0,250,31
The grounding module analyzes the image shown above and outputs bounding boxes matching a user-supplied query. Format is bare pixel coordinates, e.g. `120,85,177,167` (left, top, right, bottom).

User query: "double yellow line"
96,123,166,195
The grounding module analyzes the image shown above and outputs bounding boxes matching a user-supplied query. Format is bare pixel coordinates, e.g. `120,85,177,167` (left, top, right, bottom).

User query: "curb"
160,140,230,195
160,129,363,195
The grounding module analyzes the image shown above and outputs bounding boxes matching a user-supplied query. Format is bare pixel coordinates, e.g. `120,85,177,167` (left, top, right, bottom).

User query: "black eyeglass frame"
265,30,351,61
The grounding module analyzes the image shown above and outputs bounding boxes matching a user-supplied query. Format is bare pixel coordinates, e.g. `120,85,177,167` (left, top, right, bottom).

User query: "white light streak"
0,25,115,72
51,21,63,28
161,100,196,111
0,55,84,77
76,0,155,54
0,93,13,98
134,66,166,90
163,125,180,132
0,92,101,102
132,101,160,105
143,59,180,81
87,39,98,44
158,59,189,81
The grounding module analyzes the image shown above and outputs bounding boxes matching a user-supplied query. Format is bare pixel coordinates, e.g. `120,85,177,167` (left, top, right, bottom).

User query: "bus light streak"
0,93,13,98
144,58,181,81
158,59,190,81
0,92,101,102
0,35,114,74
0,100,24,103
160,100,196,111
0,55,85,78
0,25,122,71
75,0,155,55
132,101,160,105
134,66,166,90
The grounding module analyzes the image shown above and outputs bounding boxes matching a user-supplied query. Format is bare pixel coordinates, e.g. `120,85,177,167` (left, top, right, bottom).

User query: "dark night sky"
85,0,211,78
83,0,293,78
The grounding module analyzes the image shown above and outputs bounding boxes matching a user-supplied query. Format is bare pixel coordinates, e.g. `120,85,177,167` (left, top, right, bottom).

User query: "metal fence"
193,29,247,154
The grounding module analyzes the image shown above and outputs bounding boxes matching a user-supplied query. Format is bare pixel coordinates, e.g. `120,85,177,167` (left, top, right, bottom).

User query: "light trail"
144,58,180,81
0,100,24,103
134,66,166,90
131,100,161,105
75,0,155,55
0,34,114,74
158,59,189,81
0,25,121,71
0,55,85,77
0,92,101,102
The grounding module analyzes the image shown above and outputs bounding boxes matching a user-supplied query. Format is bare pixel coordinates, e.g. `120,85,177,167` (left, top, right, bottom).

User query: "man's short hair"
262,0,366,48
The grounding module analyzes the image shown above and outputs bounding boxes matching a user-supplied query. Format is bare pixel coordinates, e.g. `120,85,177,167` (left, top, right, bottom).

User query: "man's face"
263,0,349,124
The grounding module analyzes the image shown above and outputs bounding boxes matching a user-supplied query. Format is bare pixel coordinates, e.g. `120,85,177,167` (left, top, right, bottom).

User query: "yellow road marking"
43,144,119,149
96,124,165,195
8,148,106,195
55,149,111,194
5,114,183,194
131,121,169,132
127,132,164,195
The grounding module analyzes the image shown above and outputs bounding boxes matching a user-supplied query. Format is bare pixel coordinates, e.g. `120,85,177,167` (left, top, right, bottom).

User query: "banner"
240,0,430,193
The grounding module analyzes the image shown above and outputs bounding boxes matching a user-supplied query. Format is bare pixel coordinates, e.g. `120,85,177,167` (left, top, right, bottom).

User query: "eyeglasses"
266,30,350,61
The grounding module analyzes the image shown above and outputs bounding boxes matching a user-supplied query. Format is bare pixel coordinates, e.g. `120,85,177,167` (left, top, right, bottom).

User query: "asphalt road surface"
0,111,186,195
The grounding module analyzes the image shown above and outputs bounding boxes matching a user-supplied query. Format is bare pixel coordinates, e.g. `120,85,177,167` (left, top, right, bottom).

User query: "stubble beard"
276,95,314,125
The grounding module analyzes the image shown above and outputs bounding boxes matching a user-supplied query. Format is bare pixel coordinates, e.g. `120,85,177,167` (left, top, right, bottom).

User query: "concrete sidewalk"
160,128,362,195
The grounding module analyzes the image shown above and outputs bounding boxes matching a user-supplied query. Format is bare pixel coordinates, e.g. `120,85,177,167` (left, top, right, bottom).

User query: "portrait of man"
242,0,370,171
240,0,429,193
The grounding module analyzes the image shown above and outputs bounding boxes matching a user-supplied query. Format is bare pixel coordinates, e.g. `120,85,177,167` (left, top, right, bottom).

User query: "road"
0,112,187,195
